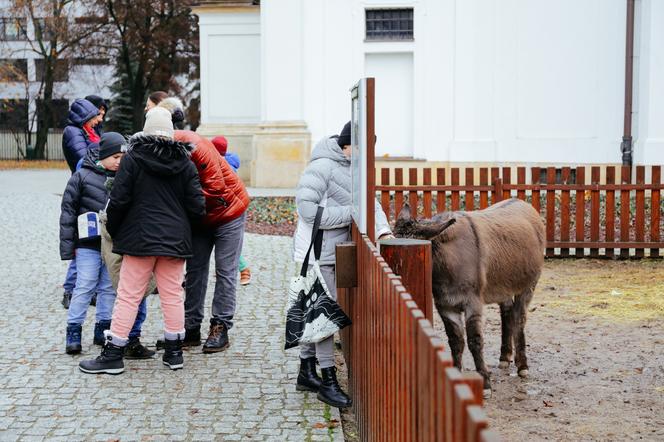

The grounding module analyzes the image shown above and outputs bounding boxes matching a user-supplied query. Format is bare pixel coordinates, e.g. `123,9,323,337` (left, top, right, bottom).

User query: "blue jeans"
129,299,148,339
67,248,116,325
63,259,77,293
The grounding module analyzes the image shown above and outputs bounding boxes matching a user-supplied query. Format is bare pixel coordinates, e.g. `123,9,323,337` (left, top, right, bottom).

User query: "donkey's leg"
499,299,515,369
513,289,535,378
440,308,465,371
465,300,492,394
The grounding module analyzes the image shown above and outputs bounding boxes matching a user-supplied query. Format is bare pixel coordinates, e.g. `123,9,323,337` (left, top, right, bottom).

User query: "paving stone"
0,170,343,441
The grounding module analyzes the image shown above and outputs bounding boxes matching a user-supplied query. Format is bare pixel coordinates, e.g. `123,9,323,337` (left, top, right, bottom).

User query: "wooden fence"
377,165,663,258
337,225,501,441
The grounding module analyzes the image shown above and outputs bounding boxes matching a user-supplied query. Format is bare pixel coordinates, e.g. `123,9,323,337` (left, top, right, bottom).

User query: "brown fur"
394,198,545,394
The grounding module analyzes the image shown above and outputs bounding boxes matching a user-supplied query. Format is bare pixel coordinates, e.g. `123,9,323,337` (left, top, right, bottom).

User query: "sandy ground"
428,259,664,442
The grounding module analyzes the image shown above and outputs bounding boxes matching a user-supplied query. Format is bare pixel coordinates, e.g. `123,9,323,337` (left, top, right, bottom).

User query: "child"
211,135,251,286
79,107,205,374
59,137,122,354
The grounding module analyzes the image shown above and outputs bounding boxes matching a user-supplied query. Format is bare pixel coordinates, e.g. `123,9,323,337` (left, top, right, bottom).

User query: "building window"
37,99,69,129
365,8,414,41
0,99,29,130
72,58,109,66
34,17,66,42
1,18,28,41
0,59,28,82
34,59,69,82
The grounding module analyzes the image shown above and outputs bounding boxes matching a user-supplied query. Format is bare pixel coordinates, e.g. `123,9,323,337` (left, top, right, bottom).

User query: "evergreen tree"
106,64,136,135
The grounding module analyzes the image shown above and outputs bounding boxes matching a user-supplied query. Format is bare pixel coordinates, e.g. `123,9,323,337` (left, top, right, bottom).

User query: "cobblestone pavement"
0,170,343,441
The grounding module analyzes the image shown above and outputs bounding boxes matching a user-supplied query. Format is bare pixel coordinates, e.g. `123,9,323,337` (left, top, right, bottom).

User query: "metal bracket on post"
335,241,357,288
379,238,433,321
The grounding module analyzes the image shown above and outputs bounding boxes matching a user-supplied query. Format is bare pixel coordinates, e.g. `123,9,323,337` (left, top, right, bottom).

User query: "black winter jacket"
59,149,111,260
106,135,205,258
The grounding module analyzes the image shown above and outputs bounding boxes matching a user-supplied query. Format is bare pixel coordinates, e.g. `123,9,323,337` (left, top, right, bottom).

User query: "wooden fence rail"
337,226,500,441
376,165,663,258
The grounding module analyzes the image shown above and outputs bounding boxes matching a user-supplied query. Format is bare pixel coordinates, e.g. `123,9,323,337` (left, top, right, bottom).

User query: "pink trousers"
110,255,185,340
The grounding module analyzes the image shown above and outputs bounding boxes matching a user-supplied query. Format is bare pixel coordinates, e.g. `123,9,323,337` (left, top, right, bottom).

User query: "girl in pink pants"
79,107,205,375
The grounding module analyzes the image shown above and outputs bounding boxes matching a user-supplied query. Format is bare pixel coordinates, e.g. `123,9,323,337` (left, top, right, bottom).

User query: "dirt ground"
427,259,664,442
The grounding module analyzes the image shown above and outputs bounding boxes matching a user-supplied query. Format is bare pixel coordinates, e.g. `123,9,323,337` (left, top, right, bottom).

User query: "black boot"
163,338,184,370
202,321,229,353
124,337,156,359
61,291,72,309
317,367,352,408
93,320,111,346
79,337,125,375
296,357,323,392
155,327,200,350
65,324,82,354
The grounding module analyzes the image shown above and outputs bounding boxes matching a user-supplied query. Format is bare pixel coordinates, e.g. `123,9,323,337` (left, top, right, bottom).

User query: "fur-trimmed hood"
128,134,194,177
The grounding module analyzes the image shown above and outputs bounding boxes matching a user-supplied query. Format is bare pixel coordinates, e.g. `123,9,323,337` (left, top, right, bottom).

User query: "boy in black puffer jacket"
59,135,123,354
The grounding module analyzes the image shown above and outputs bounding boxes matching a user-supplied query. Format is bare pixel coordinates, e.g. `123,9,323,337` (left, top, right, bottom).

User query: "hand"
379,233,395,240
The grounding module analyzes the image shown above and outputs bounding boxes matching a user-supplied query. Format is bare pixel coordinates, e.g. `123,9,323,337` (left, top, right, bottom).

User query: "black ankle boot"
163,338,184,370
317,367,352,408
202,321,229,353
79,337,125,375
124,337,156,359
65,324,82,354
155,327,200,350
93,320,111,346
296,357,323,392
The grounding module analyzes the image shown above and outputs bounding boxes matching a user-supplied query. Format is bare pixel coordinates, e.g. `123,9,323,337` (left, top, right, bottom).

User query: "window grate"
365,8,413,41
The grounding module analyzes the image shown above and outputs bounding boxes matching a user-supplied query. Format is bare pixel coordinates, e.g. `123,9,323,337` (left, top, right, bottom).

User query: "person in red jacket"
157,97,250,353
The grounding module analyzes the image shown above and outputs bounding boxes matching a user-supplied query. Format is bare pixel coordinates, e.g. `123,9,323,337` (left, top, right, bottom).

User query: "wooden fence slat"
453,384,474,442
395,168,404,217
423,168,433,218
466,405,489,442
381,168,391,221
451,168,460,211
436,350,454,442
479,168,489,209
502,167,511,201
590,167,601,257
444,367,463,442
620,166,631,259
490,167,500,204
437,168,446,213
409,168,418,217
560,167,571,257
531,167,541,213
635,166,645,258
466,168,475,211
606,166,616,258
517,167,526,201
651,166,661,258
575,167,585,258
546,167,556,257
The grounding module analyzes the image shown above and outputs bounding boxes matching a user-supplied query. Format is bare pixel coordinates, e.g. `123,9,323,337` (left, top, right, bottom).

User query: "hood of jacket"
310,136,350,167
80,145,101,171
128,135,194,177
67,99,99,127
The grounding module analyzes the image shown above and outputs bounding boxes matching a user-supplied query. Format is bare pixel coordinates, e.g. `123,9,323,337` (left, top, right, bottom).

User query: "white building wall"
199,0,659,167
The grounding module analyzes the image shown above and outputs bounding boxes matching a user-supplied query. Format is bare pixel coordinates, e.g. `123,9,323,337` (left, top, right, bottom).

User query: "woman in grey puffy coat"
293,121,392,408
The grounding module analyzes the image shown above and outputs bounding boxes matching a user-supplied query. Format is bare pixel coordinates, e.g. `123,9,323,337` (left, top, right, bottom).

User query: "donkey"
394,198,545,396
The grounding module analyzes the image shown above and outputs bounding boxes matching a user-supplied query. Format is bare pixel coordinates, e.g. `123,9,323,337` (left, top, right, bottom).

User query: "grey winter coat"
293,136,391,265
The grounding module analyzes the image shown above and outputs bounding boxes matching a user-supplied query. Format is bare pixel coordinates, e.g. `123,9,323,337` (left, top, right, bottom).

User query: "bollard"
379,238,433,321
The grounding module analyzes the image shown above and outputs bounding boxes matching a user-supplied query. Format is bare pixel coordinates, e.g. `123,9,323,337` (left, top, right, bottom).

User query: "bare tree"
0,60,41,158
7,0,107,159
104,0,199,132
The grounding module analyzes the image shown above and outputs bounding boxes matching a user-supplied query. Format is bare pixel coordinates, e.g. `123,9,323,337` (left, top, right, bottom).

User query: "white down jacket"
293,136,391,265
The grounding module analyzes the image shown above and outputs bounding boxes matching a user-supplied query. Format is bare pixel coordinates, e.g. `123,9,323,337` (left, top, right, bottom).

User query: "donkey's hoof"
483,388,492,399
498,360,510,369
518,369,529,378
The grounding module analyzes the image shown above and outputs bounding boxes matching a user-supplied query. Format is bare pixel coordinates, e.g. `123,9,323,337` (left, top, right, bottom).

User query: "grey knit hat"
143,107,174,139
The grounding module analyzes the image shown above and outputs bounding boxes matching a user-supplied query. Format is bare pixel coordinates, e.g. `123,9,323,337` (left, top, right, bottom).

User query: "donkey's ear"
414,217,457,240
397,203,412,221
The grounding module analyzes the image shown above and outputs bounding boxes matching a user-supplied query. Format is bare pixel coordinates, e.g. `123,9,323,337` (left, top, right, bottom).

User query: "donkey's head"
393,204,457,241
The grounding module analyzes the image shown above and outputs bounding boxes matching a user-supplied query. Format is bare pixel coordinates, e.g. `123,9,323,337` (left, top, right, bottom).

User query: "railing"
0,130,65,160
337,225,501,441
377,165,663,258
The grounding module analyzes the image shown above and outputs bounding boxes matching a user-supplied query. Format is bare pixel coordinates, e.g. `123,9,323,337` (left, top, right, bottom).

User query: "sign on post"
350,78,376,242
